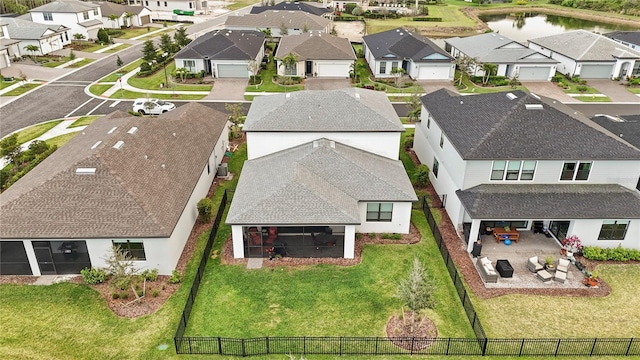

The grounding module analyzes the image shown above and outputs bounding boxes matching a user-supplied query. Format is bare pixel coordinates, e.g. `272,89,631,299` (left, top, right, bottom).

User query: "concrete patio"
474,231,586,289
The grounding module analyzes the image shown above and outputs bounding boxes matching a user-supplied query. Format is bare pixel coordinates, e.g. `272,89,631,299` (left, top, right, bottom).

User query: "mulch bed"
386,311,437,351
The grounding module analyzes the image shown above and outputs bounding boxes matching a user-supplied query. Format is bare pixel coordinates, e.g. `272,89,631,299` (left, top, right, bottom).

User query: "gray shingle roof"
30,0,99,13
456,184,640,219
174,29,265,60
0,18,68,40
447,33,556,64
250,2,330,16
226,139,417,224
605,31,640,47
99,2,146,17
243,88,404,132
420,89,640,160
591,115,640,150
275,32,356,60
363,27,453,62
224,10,330,31
79,19,102,27
529,30,640,61
0,103,228,239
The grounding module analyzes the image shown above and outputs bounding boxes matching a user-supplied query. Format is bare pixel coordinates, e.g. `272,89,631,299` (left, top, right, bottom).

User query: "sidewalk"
99,67,211,97
0,79,44,96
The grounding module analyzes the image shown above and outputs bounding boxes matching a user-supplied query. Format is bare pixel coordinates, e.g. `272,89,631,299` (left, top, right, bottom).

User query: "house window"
560,161,591,181
164,1,168,6
184,59,196,72
636,177,640,192
157,1,160,6
366,203,393,222
94,8,99,16
391,61,398,71
0,26,4,38
145,0,149,5
207,162,211,174
43,12,53,21
426,116,431,129
598,220,629,240
520,161,536,180
491,161,506,180
65,32,69,41
83,11,89,20
433,157,439,178
189,2,193,8
492,160,536,180
439,133,444,148
379,62,386,74
112,240,146,260
284,62,297,76
505,161,521,180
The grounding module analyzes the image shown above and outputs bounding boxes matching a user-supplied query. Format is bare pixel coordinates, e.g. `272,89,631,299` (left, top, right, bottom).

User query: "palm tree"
124,12,133,27
24,44,40,58
279,52,298,76
391,67,405,88
108,14,119,28
481,63,497,86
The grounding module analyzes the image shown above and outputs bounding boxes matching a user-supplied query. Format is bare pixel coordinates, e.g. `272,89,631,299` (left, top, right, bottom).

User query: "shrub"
576,85,588,93
412,17,442,22
197,197,213,223
404,134,414,150
140,268,159,282
551,74,564,83
381,233,402,240
80,267,106,285
169,270,182,284
111,292,120,299
152,289,160,297
582,245,640,261
139,62,152,72
96,28,110,44
414,164,430,187
120,292,129,299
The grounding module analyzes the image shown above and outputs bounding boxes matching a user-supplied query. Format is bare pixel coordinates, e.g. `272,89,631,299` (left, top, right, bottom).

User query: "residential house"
0,103,229,276
0,18,70,56
274,32,355,78
224,10,331,38
445,32,558,81
28,0,102,40
98,2,152,29
127,0,205,13
413,89,640,254
226,88,417,259
528,30,640,79
0,21,20,68
362,28,455,80
605,31,640,51
250,2,332,18
174,29,265,78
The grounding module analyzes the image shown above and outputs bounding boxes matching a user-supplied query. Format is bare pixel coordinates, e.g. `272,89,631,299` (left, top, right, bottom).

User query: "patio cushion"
480,257,491,266
557,258,570,273
554,270,567,283
484,263,494,272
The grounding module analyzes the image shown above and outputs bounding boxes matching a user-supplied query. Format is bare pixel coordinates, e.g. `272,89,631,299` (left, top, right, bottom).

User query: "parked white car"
133,98,176,115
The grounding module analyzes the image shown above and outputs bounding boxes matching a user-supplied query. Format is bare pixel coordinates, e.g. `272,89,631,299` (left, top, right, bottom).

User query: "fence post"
339,336,343,355
410,337,415,355
481,338,488,356
555,338,561,355
626,338,634,356
242,339,246,357
375,337,379,355
519,338,525,356
590,338,597,356
266,336,270,355
218,337,222,355
188,337,192,353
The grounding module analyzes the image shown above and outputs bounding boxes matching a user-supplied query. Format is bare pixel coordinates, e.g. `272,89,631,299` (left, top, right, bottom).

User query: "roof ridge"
577,33,601,60
466,94,525,157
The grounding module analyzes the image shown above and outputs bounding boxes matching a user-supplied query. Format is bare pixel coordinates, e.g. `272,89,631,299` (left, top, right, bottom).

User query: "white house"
174,29,265,78
445,32,558,81
413,89,640,254
224,10,331,38
528,30,640,79
0,21,20,68
274,32,355,78
98,2,152,28
0,18,71,56
0,103,229,276
28,0,103,40
226,88,417,259
127,0,206,13
362,28,455,81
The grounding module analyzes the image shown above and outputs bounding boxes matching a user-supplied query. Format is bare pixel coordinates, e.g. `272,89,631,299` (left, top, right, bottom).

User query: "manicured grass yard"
69,115,101,128
366,3,476,34
573,95,611,102
109,89,205,100
99,59,144,82
44,132,79,148
245,60,304,93
225,0,260,10
89,84,112,96
0,79,17,90
127,62,213,91
1,83,40,96
13,120,63,144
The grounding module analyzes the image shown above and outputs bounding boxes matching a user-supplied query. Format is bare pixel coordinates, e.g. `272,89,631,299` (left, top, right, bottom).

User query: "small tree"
124,12,133,27
159,33,176,55
225,103,245,136
407,91,421,123
414,164,430,187
260,27,272,39
481,63,497,86
116,55,123,67
142,39,157,63
509,72,520,89
247,60,260,88
28,140,49,155
352,5,363,15
302,23,309,33
173,27,191,49
0,133,22,166
97,28,110,44
454,55,478,86
103,245,140,294
395,258,436,332
175,67,189,82
24,44,39,57
197,197,213,223
73,33,86,40
108,14,119,28
279,22,288,36
279,52,298,76
68,49,76,61
391,67,405,88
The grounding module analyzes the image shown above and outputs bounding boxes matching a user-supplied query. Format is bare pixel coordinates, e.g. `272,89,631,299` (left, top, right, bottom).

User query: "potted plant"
561,235,583,257
544,256,555,270
583,270,599,287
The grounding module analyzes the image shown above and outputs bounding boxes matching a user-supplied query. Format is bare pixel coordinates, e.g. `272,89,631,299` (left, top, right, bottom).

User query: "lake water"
479,13,638,43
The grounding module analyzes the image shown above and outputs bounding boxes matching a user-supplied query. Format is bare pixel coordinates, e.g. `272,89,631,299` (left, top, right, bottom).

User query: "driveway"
418,80,459,95
304,78,351,90
521,81,574,102
587,79,640,103
206,78,248,100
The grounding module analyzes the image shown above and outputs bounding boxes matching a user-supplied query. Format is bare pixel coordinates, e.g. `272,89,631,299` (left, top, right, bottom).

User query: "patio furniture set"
528,256,570,283
476,257,513,283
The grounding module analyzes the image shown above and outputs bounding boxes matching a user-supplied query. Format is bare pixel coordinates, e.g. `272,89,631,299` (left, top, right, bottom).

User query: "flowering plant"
561,235,582,253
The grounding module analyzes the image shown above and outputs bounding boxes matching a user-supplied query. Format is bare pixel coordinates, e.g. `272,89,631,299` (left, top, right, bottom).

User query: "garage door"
316,63,349,77
418,65,451,80
0,53,9,70
0,241,32,275
140,15,151,25
217,64,248,78
517,66,550,81
580,64,614,79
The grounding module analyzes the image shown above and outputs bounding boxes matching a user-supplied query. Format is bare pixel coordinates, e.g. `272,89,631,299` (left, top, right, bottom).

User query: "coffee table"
496,259,514,278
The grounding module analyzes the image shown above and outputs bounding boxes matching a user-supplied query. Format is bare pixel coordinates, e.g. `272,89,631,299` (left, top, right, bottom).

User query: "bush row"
412,17,442,22
1,145,57,191
470,75,509,86
582,245,640,261
333,16,364,21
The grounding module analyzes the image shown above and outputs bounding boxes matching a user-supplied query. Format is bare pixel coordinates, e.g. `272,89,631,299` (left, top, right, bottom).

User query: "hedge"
413,17,442,22
582,245,640,261
333,16,364,21
470,75,509,87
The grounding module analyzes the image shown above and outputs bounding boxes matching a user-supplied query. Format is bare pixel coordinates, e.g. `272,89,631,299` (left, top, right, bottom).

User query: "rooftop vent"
161,164,166,169
113,140,124,149
91,141,102,150
286,93,291,98
127,127,138,134
313,140,319,148
525,104,544,110
530,93,541,100
355,93,360,99
108,126,118,134
329,140,335,148
506,93,518,100
595,114,625,122
75,167,96,175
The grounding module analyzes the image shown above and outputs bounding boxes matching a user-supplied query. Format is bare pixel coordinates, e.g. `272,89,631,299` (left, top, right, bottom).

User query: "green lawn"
0,79,17,90
69,115,101,128
457,76,527,94
109,89,206,100
67,58,94,68
40,56,71,68
112,26,160,39
562,82,600,94
225,0,260,10
80,42,113,53
44,132,79,148
102,43,131,53
366,3,476,34
11,120,63,145
628,87,640,94
89,84,112,96
1,83,41,96
573,95,612,102
99,59,144,82
245,60,304,92
127,62,213,91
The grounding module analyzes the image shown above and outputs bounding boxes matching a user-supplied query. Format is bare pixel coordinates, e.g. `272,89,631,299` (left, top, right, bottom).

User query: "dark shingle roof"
0,103,228,239
275,32,356,60
605,31,640,47
362,27,452,62
174,29,265,60
226,139,417,224
420,89,640,160
30,0,99,13
250,2,330,16
591,115,640,150
456,184,640,219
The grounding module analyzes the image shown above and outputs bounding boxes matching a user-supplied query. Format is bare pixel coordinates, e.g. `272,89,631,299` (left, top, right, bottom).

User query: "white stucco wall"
569,219,640,250
246,131,402,160
355,202,413,234
31,10,101,40
141,0,200,12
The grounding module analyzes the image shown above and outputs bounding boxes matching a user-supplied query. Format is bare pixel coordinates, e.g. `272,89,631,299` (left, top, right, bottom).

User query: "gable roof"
174,29,265,60
244,88,404,132
226,139,417,224
529,30,640,61
0,17,69,40
0,103,228,239
446,33,557,64
250,2,331,17
362,27,453,62
224,10,330,31
99,2,147,17
30,0,99,13
274,32,356,60
591,114,640,150
605,31,640,47
420,89,640,160
456,184,640,219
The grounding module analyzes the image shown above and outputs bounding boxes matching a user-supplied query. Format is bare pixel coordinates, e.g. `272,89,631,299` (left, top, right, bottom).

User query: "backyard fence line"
173,195,640,357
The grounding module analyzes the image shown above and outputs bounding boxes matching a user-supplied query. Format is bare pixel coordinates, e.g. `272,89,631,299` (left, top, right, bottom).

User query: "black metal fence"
173,194,640,357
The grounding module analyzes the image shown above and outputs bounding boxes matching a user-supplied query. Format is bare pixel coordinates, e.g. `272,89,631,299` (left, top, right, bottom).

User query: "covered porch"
242,225,347,258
